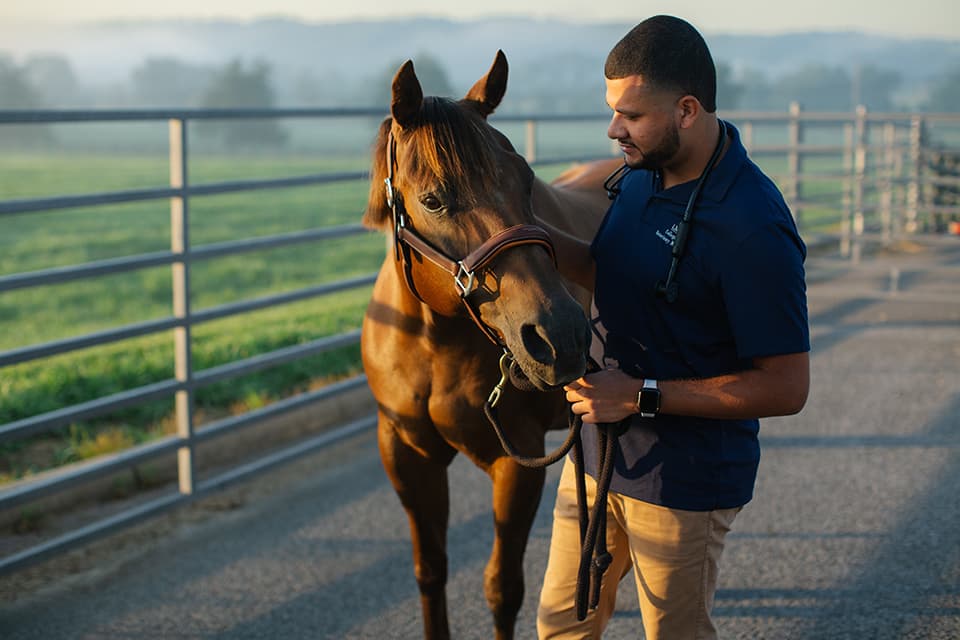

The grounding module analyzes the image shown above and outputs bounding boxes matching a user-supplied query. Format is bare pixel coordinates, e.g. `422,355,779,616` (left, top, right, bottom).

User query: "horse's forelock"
404,97,501,205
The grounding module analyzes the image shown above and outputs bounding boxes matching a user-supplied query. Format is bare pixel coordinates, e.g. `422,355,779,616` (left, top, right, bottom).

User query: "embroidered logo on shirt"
656,223,678,246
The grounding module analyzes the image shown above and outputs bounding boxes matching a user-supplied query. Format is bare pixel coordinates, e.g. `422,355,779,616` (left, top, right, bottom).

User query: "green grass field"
0,149,386,481
0,130,852,482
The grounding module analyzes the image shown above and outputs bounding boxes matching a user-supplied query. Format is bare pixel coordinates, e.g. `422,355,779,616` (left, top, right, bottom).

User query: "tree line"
2,50,959,149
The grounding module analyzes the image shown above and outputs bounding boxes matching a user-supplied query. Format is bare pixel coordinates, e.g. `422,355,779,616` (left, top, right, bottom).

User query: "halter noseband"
384,130,557,345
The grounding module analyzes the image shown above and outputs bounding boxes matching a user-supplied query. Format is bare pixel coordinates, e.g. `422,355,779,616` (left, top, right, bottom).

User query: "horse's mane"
363,96,504,229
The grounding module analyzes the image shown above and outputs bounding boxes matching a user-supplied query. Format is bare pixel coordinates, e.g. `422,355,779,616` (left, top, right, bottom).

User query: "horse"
360,50,619,639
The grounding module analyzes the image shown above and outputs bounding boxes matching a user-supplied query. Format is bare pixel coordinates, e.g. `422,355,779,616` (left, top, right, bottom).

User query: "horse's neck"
532,158,621,242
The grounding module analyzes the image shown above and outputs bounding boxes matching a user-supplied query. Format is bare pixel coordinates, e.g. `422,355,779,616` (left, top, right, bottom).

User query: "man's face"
605,75,681,171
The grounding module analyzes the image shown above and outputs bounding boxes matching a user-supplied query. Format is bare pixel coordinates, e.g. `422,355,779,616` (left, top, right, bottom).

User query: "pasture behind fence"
1,105,958,575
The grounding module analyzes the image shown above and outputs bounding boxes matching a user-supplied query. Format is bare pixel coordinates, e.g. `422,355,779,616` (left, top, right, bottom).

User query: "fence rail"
1,105,958,575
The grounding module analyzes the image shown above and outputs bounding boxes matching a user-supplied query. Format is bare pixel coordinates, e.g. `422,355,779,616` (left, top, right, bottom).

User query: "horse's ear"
362,117,394,230
464,50,508,117
391,60,423,130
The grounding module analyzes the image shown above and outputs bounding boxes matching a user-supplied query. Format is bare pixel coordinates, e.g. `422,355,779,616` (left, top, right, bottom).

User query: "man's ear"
676,95,703,130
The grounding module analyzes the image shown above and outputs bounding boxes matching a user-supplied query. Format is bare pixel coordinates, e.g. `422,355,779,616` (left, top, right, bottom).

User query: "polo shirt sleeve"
721,222,810,359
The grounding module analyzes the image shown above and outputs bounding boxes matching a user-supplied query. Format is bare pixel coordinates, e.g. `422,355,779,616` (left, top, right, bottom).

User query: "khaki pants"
537,458,740,639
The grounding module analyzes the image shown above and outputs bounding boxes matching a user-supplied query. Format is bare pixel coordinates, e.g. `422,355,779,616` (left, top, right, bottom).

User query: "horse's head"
363,50,590,390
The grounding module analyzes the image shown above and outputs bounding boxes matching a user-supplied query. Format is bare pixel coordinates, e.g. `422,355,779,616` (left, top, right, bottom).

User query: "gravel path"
2,238,958,639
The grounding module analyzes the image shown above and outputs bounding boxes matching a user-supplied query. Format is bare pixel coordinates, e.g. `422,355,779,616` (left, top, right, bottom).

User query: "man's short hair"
604,15,717,113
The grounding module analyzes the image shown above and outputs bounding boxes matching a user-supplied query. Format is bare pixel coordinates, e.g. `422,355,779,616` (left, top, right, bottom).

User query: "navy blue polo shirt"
583,121,809,511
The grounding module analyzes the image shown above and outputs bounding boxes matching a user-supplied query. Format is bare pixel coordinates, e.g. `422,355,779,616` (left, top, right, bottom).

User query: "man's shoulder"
722,160,795,230
731,159,787,206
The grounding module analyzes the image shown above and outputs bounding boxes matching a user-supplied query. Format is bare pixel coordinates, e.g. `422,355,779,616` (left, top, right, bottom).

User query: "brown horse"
361,50,618,639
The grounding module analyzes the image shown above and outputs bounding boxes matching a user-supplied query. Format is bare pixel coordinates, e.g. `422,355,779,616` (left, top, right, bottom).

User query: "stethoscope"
603,120,727,303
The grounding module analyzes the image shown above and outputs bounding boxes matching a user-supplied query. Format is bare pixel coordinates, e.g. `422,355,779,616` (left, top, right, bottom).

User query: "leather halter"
383,130,557,345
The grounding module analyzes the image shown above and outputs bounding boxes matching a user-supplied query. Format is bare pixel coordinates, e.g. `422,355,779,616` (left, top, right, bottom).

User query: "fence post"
892,131,905,236
841,122,854,257
787,102,803,224
905,116,925,233
169,117,195,495
852,105,868,263
524,119,537,164
880,121,896,245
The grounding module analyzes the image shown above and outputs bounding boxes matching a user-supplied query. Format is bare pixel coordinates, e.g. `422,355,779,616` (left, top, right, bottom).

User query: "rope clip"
487,351,514,408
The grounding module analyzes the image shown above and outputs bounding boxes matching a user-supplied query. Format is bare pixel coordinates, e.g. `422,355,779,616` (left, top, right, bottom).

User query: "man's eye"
420,194,445,212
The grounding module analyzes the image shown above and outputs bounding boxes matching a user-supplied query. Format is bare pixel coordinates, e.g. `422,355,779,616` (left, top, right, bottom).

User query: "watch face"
639,388,661,416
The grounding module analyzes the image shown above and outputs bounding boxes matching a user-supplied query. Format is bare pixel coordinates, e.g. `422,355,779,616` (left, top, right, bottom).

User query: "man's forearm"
564,352,810,424
660,352,810,419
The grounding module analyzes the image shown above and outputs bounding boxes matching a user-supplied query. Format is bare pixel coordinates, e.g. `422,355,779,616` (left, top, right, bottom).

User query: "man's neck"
661,119,727,190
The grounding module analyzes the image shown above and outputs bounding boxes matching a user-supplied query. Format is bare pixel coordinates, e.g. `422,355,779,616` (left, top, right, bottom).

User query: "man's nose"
606,114,624,140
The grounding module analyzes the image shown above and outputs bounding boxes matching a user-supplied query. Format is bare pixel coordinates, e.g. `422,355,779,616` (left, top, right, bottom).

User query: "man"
536,15,810,639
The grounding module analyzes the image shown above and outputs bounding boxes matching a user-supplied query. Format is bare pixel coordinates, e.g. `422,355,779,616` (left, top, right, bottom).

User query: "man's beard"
627,124,680,171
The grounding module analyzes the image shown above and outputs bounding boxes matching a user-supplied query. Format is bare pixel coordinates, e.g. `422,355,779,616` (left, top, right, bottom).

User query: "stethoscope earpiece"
603,163,630,200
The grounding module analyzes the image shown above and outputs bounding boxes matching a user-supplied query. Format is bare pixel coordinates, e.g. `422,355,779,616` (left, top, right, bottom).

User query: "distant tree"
738,68,776,111
730,64,904,113
0,54,53,147
130,57,212,107
0,54,44,108
198,58,287,151
773,64,851,111
291,67,352,107
369,52,454,108
926,66,960,113
716,61,745,111
22,54,81,107
851,65,902,112
201,59,277,108
488,52,604,115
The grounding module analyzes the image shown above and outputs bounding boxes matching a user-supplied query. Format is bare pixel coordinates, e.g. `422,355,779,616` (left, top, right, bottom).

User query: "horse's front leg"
378,416,457,640
485,454,546,640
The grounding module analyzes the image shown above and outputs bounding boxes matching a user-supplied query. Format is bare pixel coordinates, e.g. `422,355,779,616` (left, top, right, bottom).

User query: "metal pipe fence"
1,105,958,575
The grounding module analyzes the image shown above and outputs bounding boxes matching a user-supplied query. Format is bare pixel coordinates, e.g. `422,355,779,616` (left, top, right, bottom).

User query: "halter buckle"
454,261,478,297
384,177,395,209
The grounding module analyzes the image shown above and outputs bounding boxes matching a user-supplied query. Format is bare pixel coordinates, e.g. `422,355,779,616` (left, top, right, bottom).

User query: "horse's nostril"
521,323,556,366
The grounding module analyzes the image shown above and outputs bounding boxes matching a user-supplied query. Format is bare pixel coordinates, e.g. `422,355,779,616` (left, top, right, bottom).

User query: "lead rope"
576,411,628,618
483,352,628,621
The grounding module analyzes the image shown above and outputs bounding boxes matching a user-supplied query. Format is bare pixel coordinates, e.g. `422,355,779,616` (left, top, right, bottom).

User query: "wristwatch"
637,379,661,418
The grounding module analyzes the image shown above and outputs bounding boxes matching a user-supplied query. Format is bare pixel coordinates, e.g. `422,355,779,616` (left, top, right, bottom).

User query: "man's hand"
563,367,640,424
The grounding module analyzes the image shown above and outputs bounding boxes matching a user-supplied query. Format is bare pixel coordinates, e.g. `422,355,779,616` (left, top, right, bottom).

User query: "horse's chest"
367,332,488,400
421,358,492,422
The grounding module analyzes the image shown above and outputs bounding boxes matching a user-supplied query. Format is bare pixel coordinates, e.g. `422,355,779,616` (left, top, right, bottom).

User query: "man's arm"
563,351,810,424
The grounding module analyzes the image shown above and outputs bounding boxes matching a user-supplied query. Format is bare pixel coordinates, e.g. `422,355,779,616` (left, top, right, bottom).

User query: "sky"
0,0,958,40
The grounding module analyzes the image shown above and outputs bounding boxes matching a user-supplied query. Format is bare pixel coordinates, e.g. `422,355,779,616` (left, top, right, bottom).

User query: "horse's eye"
419,193,445,213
